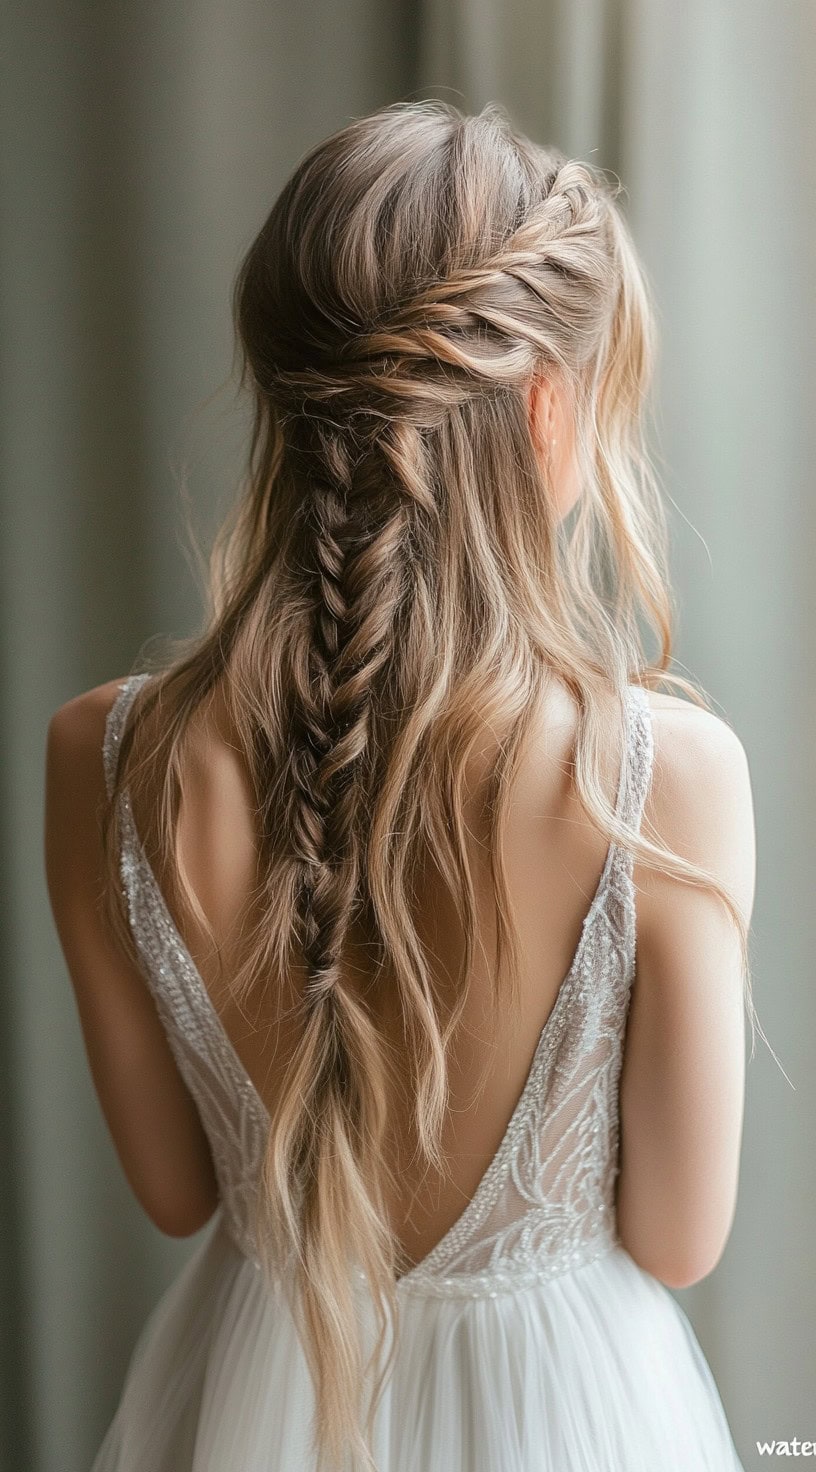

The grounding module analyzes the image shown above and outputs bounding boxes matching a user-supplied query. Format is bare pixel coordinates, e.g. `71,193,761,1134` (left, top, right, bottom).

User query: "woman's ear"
527,372,581,522
528,376,555,457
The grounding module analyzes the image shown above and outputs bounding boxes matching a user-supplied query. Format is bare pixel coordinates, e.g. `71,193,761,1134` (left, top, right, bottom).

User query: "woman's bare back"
136,673,629,1270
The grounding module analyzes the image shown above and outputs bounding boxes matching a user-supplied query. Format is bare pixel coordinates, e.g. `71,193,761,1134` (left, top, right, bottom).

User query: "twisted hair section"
258,166,612,422
98,99,757,1472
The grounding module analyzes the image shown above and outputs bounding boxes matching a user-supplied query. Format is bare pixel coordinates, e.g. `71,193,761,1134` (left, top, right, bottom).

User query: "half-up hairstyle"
101,99,758,1471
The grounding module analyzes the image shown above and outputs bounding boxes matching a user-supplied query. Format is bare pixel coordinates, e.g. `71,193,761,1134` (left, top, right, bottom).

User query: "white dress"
93,673,746,1471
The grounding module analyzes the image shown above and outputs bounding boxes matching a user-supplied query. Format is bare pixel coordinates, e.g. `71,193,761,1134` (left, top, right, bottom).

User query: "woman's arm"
44,681,220,1237
616,695,756,1289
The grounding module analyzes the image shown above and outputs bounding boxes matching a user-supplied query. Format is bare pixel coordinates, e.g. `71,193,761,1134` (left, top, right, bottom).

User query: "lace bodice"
103,674,654,1300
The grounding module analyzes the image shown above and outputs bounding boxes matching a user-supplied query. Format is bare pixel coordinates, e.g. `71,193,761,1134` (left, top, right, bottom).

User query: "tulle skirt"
91,1211,745,1471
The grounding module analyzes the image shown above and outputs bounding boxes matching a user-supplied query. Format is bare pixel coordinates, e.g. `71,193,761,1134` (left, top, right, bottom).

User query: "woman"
45,99,756,1471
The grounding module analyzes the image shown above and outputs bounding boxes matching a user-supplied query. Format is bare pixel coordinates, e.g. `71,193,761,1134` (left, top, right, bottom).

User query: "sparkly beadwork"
103,674,654,1303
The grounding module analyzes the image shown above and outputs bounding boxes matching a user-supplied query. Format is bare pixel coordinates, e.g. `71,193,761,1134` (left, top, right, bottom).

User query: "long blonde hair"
102,99,757,1470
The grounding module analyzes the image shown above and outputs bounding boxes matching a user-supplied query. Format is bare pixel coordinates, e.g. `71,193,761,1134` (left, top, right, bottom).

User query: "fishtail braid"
266,414,439,1455
295,424,415,1007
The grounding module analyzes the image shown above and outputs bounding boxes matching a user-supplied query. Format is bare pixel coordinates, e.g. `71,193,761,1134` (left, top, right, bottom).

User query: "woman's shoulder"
47,675,174,848
47,676,137,776
639,689,751,793
635,689,755,927
44,679,141,971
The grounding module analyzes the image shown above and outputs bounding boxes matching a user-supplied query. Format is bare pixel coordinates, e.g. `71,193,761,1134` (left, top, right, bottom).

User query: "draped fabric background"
2,4,814,1469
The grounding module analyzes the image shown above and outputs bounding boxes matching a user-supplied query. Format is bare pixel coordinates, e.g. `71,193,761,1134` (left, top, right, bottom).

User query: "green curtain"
2,4,814,1468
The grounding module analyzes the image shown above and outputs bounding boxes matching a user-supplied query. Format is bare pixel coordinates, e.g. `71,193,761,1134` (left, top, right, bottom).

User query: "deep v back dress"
92,672,745,1471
